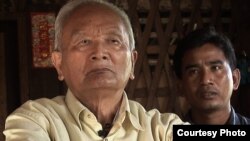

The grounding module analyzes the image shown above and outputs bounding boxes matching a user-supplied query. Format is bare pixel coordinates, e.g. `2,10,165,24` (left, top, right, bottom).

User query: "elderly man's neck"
77,89,123,126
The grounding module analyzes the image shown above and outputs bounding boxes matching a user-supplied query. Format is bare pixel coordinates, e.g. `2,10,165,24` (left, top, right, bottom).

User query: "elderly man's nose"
90,44,109,60
91,54,108,60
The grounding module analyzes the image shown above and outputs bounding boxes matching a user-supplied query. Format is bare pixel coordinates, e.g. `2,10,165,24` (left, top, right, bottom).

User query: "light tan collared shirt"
4,90,186,141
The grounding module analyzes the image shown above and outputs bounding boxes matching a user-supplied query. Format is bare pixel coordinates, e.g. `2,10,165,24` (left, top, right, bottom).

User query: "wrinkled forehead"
61,3,130,46
71,3,121,20
65,3,126,32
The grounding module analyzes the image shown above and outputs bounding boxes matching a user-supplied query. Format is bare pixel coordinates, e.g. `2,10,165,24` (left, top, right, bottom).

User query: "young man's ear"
51,51,64,81
232,68,241,90
130,50,138,80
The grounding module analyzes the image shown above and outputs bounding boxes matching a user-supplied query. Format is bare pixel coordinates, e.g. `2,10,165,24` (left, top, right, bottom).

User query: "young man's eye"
188,69,199,75
211,65,222,71
187,67,202,77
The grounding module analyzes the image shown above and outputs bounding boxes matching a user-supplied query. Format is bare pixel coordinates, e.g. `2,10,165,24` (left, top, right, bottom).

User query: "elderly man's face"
52,5,137,97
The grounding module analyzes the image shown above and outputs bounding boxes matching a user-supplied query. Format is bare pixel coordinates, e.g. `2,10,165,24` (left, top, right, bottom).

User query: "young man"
4,0,185,140
173,27,250,124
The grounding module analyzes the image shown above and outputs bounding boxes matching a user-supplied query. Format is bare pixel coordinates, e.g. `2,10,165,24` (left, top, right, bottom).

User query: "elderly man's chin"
83,76,122,89
92,79,118,88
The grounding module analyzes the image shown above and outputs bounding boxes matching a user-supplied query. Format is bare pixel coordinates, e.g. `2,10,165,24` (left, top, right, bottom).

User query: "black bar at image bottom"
173,125,250,141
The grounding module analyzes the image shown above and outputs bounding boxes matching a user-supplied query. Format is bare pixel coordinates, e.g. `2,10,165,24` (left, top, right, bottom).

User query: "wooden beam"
0,32,7,141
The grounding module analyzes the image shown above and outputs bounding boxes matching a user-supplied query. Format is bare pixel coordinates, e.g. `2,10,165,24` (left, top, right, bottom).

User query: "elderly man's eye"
80,39,91,45
107,38,122,47
76,39,92,48
111,39,120,44
74,39,92,50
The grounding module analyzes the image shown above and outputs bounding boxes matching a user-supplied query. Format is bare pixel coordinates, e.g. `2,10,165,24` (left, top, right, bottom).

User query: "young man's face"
180,43,240,112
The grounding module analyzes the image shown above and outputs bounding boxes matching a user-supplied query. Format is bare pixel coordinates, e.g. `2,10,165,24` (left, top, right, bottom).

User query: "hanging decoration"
31,12,55,68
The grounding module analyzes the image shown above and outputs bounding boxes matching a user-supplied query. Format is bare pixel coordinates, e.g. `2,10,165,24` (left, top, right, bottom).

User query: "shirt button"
104,139,108,141
87,114,91,118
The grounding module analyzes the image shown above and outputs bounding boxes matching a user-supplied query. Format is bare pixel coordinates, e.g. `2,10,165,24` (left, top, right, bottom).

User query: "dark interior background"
1,0,250,140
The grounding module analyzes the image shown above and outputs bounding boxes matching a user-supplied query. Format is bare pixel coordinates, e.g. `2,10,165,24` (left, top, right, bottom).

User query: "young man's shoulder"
235,112,250,125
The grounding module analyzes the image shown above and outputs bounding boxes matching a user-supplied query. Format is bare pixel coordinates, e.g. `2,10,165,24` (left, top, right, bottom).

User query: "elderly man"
4,0,185,140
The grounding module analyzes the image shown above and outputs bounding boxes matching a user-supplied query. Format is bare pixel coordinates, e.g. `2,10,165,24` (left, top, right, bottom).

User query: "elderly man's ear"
51,51,64,81
129,50,138,80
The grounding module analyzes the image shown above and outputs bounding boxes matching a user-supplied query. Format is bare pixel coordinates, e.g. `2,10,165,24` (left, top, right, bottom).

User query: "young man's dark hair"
173,27,237,79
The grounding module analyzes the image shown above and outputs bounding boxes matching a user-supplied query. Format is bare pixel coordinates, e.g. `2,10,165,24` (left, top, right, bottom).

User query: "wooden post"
0,32,7,141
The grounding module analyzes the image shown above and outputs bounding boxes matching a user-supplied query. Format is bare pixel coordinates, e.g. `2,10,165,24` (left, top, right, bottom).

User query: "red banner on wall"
31,12,55,68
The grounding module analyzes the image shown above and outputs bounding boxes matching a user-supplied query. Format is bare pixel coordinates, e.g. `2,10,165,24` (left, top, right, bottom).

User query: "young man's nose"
200,69,213,85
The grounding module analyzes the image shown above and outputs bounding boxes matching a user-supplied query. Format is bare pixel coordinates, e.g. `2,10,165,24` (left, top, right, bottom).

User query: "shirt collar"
119,92,144,131
226,107,237,124
65,89,143,131
65,89,87,130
